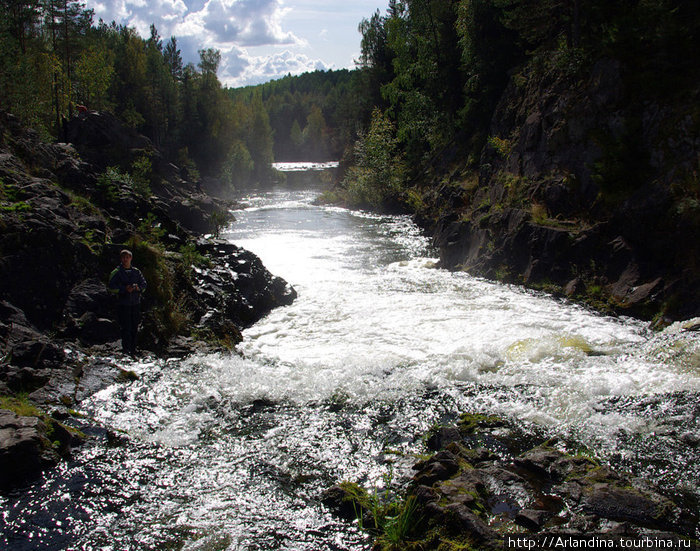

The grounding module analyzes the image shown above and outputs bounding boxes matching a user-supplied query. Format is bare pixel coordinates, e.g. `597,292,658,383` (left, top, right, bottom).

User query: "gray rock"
0,408,58,490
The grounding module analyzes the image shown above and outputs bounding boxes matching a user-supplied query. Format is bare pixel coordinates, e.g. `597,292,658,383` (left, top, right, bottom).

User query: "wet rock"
581,483,680,531
426,425,463,450
321,482,371,522
4,366,51,392
516,508,549,531
680,432,700,447
412,449,460,485
372,417,699,550
0,409,58,491
10,339,65,370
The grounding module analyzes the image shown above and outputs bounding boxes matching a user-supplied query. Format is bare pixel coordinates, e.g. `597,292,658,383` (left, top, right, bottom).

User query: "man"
108,249,147,357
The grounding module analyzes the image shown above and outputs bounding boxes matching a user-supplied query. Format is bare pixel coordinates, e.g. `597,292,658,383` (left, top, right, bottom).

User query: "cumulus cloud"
220,49,331,87
86,0,317,85
90,0,301,48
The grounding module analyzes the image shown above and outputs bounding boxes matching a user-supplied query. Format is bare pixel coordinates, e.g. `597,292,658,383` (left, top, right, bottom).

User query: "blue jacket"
109,265,147,306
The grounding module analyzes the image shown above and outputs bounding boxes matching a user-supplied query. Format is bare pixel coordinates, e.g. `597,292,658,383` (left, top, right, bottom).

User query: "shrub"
343,108,406,209
97,166,131,202
131,153,152,197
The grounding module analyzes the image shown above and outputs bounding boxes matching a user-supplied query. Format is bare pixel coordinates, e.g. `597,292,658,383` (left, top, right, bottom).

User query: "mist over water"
2,174,699,550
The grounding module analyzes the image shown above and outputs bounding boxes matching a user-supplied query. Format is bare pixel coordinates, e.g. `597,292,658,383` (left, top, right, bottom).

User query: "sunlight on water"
3,182,698,550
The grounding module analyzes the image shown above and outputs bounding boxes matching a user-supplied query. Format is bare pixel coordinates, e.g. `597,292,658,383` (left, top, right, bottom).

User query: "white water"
3,184,699,550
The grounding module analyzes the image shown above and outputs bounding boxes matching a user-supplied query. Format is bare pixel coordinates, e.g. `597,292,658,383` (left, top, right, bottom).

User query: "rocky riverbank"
385,58,700,325
324,412,699,550
0,110,296,490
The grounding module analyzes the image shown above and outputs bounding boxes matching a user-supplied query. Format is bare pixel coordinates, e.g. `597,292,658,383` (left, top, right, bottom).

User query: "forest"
337,0,700,209
2,0,699,207
0,0,368,188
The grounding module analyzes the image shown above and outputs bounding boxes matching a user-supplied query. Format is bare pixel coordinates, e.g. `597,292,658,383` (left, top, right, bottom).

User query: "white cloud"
220,49,330,87
85,0,365,86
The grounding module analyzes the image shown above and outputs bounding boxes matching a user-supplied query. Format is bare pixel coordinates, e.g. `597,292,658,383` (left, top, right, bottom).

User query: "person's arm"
137,268,146,292
108,268,124,294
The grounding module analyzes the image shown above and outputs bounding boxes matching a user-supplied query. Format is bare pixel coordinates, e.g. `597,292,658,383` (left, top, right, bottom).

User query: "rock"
321,482,370,522
680,432,700,447
0,409,58,490
10,339,65,370
515,508,549,531
4,366,51,392
564,277,582,296
76,313,121,344
581,483,678,530
412,450,460,486
426,425,463,450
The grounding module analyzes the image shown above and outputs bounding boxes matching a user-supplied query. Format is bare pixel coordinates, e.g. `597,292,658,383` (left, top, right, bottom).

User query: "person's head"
120,249,133,268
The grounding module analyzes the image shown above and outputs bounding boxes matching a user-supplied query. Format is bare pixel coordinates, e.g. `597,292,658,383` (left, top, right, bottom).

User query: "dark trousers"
118,304,141,355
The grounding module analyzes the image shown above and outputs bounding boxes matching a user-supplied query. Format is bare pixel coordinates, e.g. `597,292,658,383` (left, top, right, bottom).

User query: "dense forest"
231,70,372,162
335,0,700,210
0,1,369,186
331,0,700,321
1,0,279,188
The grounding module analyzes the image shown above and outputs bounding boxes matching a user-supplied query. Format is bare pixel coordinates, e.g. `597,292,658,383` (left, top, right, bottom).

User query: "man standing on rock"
109,249,147,357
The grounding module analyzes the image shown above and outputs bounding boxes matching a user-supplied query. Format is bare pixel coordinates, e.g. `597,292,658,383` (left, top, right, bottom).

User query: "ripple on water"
2,187,699,549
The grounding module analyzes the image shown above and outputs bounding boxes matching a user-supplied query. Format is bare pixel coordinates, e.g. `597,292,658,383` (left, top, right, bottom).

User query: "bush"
343,108,406,209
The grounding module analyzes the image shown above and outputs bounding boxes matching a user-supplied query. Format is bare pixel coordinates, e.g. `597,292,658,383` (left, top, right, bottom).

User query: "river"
2,172,699,550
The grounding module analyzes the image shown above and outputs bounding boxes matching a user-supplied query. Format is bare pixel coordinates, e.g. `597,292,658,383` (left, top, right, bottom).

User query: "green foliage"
344,472,422,550
221,140,253,189
74,47,114,109
131,153,152,197
486,135,512,159
343,108,406,209
376,496,420,549
126,236,188,342
178,242,210,281
137,212,166,243
97,166,131,202
209,210,230,238
66,189,100,215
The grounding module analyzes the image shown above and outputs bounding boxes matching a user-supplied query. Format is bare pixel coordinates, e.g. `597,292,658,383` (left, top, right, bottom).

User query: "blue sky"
84,0,388,87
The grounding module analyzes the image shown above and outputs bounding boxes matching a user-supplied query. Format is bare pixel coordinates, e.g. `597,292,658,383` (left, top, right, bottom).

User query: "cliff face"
425,57,700,322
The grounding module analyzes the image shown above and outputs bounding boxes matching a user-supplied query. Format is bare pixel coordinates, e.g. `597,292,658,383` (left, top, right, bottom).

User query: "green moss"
458,413,505,434
0,200,31,213
118,368,140,382
0,393,42,417
65,189,101,215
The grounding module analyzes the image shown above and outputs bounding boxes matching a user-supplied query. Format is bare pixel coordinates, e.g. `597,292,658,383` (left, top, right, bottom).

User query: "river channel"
2,170,699,550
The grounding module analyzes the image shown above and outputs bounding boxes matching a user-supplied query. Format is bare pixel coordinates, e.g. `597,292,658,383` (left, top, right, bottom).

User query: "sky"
84,0,388,88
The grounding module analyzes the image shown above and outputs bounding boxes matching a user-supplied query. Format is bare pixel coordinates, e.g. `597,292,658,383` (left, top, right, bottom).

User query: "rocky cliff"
416,58,700,323
0,110,296,490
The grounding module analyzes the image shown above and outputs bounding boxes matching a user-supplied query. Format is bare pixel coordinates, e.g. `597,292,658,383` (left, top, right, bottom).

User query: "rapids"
2,174,699,550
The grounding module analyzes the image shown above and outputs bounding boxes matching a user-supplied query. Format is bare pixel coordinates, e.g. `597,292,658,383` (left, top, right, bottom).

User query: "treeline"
338,0,700,208
230,69,374,162
0,0,274,186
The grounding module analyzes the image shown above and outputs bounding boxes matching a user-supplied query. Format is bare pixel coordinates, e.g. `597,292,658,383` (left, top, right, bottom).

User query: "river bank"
0,110,296,491
1,154,699,548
